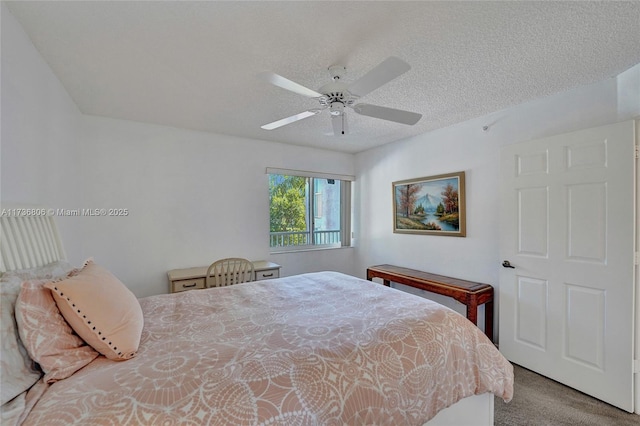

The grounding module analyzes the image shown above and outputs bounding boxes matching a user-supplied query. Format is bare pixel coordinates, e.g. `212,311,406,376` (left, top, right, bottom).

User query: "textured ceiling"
6,1,640,154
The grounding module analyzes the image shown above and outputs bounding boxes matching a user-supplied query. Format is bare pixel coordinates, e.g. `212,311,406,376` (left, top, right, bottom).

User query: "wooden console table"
367,264,494,341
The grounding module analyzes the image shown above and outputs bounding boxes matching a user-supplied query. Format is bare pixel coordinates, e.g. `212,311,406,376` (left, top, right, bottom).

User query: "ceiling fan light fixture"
330,101,344,116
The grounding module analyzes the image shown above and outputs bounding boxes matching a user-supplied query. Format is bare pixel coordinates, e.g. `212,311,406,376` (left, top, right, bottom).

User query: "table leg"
485,300,494,342
466,300,478,325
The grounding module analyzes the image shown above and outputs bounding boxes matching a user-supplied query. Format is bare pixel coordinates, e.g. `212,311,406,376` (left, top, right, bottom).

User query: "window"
267,168,353,252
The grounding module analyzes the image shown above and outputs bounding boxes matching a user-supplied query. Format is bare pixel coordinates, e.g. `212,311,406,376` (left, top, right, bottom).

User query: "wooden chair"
206,258,255,288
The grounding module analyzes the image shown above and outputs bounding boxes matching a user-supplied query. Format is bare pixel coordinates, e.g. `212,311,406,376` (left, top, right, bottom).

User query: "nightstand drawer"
172,278,205,292
255,269,279,281
168,261,280,293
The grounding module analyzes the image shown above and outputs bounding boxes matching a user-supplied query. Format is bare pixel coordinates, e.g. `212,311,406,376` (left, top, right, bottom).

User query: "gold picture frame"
393,171,466,237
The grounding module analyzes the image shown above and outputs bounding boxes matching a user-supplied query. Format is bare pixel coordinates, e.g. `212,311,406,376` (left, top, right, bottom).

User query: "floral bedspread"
22,271,513,425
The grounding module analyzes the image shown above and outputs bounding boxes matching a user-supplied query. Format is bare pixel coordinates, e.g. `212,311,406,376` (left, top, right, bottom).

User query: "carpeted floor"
494,364,639,425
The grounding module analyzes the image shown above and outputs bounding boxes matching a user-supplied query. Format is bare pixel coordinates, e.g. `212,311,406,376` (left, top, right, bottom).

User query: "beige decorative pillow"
16,279,99,383
44,260,143,361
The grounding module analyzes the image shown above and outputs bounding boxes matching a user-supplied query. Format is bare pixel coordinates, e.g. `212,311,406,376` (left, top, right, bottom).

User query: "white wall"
77,116,355,297
1,4,356,297
1,3,83,262
354,63,640,339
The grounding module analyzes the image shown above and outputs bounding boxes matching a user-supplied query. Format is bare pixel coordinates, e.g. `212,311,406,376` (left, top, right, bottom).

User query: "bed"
1,209,513,425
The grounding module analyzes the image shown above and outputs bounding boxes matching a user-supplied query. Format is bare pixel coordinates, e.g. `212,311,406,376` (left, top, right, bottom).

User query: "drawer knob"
184,282,197,288
263,273,274,277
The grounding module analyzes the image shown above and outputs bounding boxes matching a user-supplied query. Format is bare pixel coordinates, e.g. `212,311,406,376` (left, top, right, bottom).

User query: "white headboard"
0,207,66,273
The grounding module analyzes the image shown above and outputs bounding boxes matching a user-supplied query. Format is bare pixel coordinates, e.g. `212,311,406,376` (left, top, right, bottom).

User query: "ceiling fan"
258,57,422,136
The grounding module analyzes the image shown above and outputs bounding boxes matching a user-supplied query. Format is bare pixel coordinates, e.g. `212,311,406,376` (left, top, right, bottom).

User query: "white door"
499,120,636,412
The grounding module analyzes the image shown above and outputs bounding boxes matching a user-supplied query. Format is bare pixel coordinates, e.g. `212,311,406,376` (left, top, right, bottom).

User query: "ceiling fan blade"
352,103,422,125
261,110,320,130
331,113,348,136
258,71,323,98
347,57,411,98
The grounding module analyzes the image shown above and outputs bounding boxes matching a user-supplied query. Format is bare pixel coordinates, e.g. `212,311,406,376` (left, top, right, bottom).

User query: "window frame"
267,168,354,253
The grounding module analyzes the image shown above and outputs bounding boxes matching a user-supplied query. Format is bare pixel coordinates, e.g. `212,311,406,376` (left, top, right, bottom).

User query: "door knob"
502,260,515,269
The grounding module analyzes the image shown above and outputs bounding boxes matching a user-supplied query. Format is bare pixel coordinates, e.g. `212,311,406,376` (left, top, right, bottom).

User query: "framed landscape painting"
393,171,466,237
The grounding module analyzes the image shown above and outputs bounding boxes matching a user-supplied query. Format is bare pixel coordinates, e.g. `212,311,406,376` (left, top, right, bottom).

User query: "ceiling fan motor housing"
318,79,355,114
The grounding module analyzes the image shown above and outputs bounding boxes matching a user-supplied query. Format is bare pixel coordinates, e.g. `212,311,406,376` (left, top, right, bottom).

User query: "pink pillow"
44,260,144,361
16,279,98,383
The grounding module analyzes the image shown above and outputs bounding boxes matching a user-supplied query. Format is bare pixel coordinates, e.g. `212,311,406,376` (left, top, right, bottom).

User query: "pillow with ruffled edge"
0,260,75,283
0,275,41,406
0,261,75,405
45,260,143,361
16,279,99,383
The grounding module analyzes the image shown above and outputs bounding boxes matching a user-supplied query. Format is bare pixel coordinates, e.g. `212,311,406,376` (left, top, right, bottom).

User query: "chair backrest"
206,258,255,288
